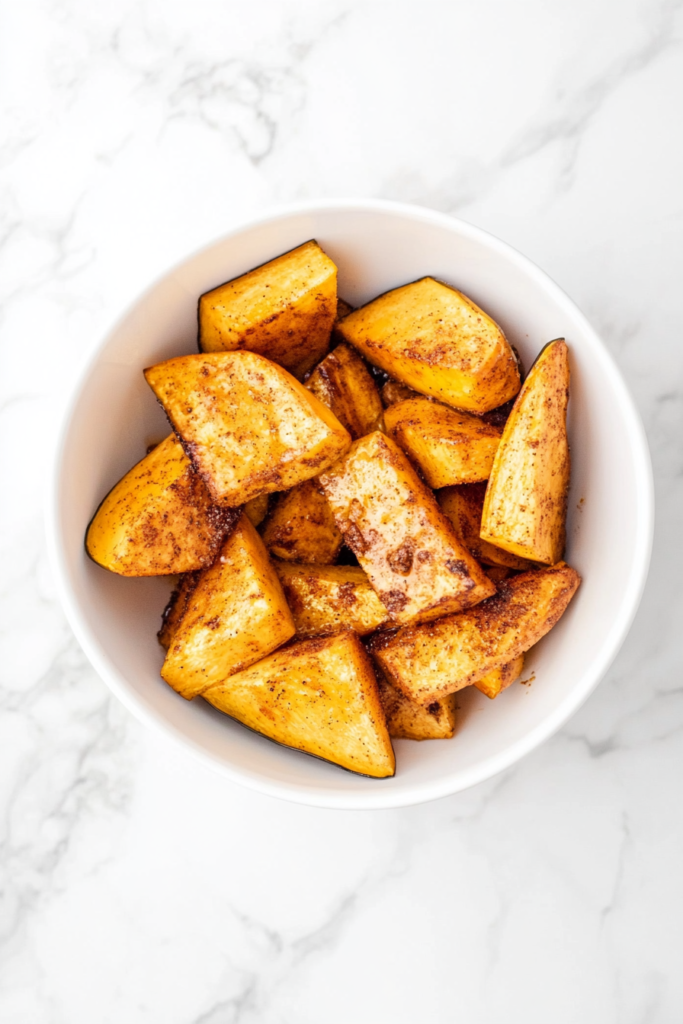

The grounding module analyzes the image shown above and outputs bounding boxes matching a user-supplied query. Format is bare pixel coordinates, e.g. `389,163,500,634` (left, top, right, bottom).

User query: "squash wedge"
336,277,521,414
198,240,337,379
437,483,536,571
203,630,395,778
274,562,390,637
368,563,580,705
384,397,502,487
144,350,351,507
481,339,570,564
474,655,525,699
305,342,383,440
376,669,457,740
261,479,343,564
319,431,495,625
85,434,239,576
161,514,295,699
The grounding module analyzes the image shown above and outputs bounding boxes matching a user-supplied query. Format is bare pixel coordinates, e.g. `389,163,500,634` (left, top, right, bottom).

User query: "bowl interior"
52,203,651,808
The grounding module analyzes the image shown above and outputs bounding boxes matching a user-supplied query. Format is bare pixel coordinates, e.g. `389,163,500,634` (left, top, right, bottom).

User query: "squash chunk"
86,434,239,577
261,479,343,564
368,563,580,705
438,483,536,571
381,380,421,407
305,343,383,440
198,240,337,379
385,397,502,487
319,431,495,625
474,655,525,699
376,669,456,740
336,277,520,414
144,351,351,507
203,630,395,778
274,562,390,637
161,514,295,699
243,492,270,527
481,339,570,565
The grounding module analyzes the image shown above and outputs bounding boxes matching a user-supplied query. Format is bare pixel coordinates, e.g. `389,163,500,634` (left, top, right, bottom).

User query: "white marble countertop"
1,2,682,1021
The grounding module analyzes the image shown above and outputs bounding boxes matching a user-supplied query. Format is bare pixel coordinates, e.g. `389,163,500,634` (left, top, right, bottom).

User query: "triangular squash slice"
203,630,395,778
86,434,238,576
161,514,295,699
144,350,351,507
480,339,570,564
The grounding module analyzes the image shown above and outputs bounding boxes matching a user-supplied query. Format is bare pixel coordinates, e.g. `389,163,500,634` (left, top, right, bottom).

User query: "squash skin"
144,350,351,507
385,397,503,487
203,630,395,778
368,563,580,705
375,668,457,740
198,240,337,379
160,514,295,700
274,562,390,637
305,342,383,440
336,277,521,414
437,483,536,571
481,339,570,565
319,431,495,626
261,479,343,564
85,434,239,577
474,655,525,699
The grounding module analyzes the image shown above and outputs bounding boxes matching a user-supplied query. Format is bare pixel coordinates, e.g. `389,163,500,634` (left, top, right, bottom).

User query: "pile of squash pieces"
86,241,580,779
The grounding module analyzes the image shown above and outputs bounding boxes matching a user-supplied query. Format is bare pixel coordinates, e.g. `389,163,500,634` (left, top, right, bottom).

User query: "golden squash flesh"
481,339,570,564
437,483,536,571
274,562,390,637
243,492,270,527
380,379,421,408
198,240,337,379
203,630,395,778
161,514,295,699
376,669,457,740
368,563,580,705
336,277,521,414
474,655,525,699
319,431,495,625
384,397,502,487
305,342,383,440
260,479,343,564
144,350,351,507
85,434,239,576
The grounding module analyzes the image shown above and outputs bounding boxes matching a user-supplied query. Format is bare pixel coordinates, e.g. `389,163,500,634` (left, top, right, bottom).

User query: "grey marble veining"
1,1,682,1021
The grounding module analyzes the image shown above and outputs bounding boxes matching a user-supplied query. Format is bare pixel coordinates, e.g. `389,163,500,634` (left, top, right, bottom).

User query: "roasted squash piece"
161,514,295,699
305,343,383,440
319,431,495,625
198,240,337,379
203,630,395,778
336,277,521,414
437,483,536,571
483,565,514,584
85,434,239,577
376,669,457,740
261,479,343,564
384,397,502,487
481,339,570,565
368,563,580,705
144,351,351,507
335,297,355,321
274,562,390,637
474,655,525,699
158,571,200,650
243,492,270,527
380,379,421,407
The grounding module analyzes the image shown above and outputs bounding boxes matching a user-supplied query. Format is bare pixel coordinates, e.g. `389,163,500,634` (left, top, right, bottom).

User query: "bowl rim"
46,198,654,809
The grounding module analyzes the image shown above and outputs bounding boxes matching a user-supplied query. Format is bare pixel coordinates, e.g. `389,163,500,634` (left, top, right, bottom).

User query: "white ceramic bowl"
48,200,653,809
